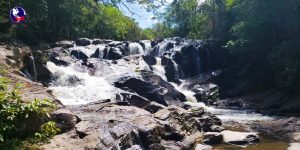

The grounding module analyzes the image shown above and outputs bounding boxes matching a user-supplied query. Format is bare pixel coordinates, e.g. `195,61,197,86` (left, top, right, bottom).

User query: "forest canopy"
0,0,159,44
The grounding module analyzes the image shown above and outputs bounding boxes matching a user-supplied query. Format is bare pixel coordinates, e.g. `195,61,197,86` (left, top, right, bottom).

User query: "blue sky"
120,0,206,29
120,2,159,29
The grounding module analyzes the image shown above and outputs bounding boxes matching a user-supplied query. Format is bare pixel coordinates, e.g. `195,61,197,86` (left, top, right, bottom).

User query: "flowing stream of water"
46,40,292,149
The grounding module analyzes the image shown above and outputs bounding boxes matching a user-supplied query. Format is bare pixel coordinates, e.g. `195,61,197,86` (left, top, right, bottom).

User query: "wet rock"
119,93,150,108
161,56,180,83
51,108,78,132
143,55,156,66
149,143,165,150
92,39,103,45
194,83,219,104
90,47,105,58
49,54,69,66
195,144,212,150
114,76,167,105
210,125,225,132
52,40,74,48
155,106,205,134
198,115,222,132
174,44,201,78
160,140,183,150
114,74,185,106
221,130,260,145
198,45,211,72
188,107,205,117
107,47,123,60
179,132,203,149
70,50,88,60
203,132,223,145
145,101,166,113
76,38,91,46
21,53,52,83
257,117,300,137
126,145,143,150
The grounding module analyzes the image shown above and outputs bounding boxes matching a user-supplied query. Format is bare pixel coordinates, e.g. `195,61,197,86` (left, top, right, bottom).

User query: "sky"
121,0,206,29
120,2,159,29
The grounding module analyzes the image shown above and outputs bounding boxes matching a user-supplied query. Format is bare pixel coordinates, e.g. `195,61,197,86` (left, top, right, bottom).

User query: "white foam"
47,62,119,105
152,57,167,80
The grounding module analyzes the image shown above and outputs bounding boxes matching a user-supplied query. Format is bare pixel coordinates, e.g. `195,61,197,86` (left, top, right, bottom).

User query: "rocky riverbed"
1,38,299,149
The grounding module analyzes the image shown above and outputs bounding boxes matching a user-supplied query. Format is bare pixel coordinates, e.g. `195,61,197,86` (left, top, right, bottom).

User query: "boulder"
114,74,186,106
198,46,211,72
221,130,260,145
143,55,156,66
51,108,78,132
198,115,222,132
107,47,123,60
76,38,91,46
174,44,201,78
144,101,166,113
203,132,223,145
210,125,225,132
119,93,150,108
195,144,212,150
161,56,180,83
70,50,88,60
52,40,74,48
92,39,103,45
257,117,300,136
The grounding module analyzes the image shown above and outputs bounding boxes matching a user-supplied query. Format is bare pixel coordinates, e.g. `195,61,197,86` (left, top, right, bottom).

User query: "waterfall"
47,62,120,105
152,57,167,80
170,81,198,103
30,55,37,81
128,43,144,55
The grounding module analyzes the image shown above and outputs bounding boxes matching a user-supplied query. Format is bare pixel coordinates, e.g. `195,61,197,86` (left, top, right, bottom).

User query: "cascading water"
47,61,120,105
47,38,276,124
128,42,144,55
149,38,275,124
152,57,167,80
30,55,37,81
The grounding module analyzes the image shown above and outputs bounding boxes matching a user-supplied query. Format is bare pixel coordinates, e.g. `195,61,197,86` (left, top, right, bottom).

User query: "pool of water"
213,134,289,150
185,102,290,150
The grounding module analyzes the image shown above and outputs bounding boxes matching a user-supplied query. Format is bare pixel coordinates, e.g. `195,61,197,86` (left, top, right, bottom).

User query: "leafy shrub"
0,70,58,146
35,121,60,141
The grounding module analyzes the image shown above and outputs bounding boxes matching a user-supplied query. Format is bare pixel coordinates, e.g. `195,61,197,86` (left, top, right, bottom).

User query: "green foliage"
161,0,300,93
35,121,60,141
0,0,151,44
268,39,300,92
151,22,174,39
141,28,156,40
0,71,57,144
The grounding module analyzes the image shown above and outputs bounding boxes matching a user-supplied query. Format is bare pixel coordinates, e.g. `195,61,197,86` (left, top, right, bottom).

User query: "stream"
44,38,293,149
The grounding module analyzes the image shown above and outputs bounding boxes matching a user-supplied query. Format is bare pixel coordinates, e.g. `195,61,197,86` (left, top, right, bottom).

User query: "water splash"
152,57,167,80
128,43,144,55
47,62,120,105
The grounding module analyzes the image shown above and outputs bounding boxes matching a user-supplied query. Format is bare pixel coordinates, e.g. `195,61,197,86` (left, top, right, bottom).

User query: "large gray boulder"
203,132,223,145
195,144,212,150
51,108,79,132
76,38,91,46
221,130,260,145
